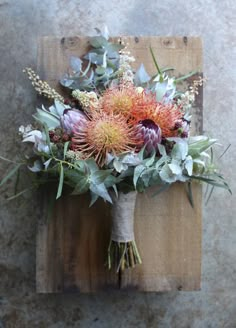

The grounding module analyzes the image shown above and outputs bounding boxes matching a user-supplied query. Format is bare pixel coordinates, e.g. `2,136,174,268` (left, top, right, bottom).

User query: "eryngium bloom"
61,109,87,134
136,119,162,154
72,112,140,166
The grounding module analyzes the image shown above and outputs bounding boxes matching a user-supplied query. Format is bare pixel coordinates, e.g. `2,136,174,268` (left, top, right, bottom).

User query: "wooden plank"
36,36,202,293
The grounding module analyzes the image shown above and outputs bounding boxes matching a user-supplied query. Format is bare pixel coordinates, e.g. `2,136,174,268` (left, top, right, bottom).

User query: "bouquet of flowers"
0,28,231,272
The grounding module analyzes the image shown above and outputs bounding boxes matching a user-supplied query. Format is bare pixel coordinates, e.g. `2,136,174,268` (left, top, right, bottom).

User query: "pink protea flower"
61,109,88,134
136,119,162,154
131,100,184,138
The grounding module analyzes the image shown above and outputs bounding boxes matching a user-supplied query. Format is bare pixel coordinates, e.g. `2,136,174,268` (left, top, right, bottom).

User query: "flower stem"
107,240,142,272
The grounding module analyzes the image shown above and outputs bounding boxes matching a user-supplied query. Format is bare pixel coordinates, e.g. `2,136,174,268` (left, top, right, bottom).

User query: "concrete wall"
0,0,235,327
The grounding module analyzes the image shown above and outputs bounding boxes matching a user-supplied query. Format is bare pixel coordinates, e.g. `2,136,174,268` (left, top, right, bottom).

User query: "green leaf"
14,166,20,195
168,162,182,175
113,159,127,173
141,168,155,187
149,46,162,76
188,137,217,158
34,108,60,129
89,36,108,48
175,71,198,83
186,181,194,208
143,151,156,167
42,124,53,155
106,42,124,54
190,175,232,192
91,169,113,185
0,155,20,164
112,184,118,197
104,175,119,188
138,146,146,161
205,185,215,205
161,67,174,73
0,163,22,187
155,155,169,169
185,156,193,176
122,153,141,166
152,183,170,197
71,174,90,195
133,165,146,188
70,56,82,72
7,187,33,201
219,143,231,159
89,191,99,207
90,183,112,203
95,66,106,75
134,64,151,85
85,158,99,173
63,141,70,160
158,144,167,157
171,140,188,160
81,60,91,77
56,164,64,199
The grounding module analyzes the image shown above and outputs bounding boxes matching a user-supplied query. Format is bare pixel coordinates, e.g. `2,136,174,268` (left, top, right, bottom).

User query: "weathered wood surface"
36,36,203,293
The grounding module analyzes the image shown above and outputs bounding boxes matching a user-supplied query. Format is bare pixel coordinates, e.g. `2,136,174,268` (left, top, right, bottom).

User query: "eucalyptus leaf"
152,183,170,197
89,191,99,207
28,160,43,172
85,159,99,173
113,159,128,173
122,153,142,166
91,169,113,185
44,158,52,170
53,100,69,116
7,187,33,201
34,108,60,129
171,140,188,160
106,43,124,55
141,168,156,187
133,165,146,188
168,162,182,175
70,56,82,72
71,174,89,195
159,163,177,183
134,64,151,85
158,144,167,157
63,141,70,160
56,164,64,199
186,181,194,208
0,163,22,187
184,155,193,176
143,151,156,167
90,182,112,203
60,75,74,87
89,36,108,48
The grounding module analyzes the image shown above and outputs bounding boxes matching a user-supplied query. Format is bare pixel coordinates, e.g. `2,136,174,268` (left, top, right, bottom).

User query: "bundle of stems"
107,240,142,272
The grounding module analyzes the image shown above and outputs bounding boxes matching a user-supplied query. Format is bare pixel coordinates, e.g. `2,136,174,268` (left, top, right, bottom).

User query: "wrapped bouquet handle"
108,191,142,271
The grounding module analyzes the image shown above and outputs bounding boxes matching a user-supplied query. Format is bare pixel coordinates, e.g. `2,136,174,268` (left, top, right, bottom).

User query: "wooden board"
36,36,203,293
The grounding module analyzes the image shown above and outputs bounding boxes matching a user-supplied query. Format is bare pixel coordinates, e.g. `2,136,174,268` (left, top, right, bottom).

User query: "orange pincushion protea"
131,98,184,138
72,111,140,165
100,84,150,117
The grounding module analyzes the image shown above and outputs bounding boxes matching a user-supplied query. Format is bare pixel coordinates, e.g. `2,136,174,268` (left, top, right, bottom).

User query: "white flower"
18,124,33,138
22,130,50,154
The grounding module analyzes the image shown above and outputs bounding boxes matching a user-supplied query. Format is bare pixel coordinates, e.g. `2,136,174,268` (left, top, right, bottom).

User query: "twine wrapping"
111,191,137,243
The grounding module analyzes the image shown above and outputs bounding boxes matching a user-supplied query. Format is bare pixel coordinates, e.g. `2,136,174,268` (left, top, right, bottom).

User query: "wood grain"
36,36,203,293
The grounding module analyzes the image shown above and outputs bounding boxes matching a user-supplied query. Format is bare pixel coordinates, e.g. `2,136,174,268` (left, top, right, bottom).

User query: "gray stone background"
0,0,235,327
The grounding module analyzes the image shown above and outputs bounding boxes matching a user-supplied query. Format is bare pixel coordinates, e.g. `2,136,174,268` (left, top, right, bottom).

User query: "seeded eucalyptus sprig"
60,31,124,92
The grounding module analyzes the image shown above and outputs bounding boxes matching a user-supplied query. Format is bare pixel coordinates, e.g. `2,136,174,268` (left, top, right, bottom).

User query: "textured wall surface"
0,0,235,327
